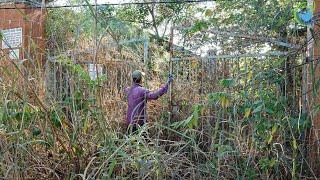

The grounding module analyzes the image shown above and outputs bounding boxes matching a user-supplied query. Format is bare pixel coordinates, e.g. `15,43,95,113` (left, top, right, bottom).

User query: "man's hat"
132,70,145,80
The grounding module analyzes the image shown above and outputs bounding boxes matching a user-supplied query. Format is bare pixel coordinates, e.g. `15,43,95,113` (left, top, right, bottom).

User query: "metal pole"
143,37,149,88
302,54,307,115
168,24,174,123
94,0,98,66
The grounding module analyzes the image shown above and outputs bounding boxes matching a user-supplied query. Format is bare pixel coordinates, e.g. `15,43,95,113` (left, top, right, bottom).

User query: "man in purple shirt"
125,70,173,133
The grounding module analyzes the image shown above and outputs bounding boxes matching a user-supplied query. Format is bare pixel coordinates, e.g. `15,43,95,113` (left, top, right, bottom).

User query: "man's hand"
167,74,173,84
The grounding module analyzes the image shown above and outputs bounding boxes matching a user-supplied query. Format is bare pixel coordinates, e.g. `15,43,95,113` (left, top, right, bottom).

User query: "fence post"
144,38,149,88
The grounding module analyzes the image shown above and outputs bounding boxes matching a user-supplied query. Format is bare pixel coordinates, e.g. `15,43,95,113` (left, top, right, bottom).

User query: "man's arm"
146,74,173,100
125,87,130,94
124,87,130,99
146,83,169,100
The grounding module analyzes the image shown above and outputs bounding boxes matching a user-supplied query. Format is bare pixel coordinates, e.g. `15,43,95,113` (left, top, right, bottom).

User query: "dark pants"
127,124,141,134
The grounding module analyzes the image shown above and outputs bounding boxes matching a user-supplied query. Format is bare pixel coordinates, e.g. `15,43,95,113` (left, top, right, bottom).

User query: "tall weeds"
0,54,318,179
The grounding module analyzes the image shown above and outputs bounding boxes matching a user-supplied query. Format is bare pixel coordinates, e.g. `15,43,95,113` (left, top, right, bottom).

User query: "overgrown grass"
0,56,318,179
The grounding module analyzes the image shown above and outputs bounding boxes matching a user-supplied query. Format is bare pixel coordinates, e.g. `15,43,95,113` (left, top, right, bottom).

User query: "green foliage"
208,92,232,108
219,78,235,88
171,104,203,129
259,157,277,172
0,101,38,129
32,127,41,136
57,55,107,89
1,0,318,179
46,9,82,54
113,2,188,40
187,20,209,35
50,109,62,128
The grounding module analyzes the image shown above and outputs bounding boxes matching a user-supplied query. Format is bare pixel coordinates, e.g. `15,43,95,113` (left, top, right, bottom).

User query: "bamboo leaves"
207,78,235,109
267,124,278,144
252,104,263,114
50,109,62,128
208,92,232,108
219,78,235,88
244,108,251,118
171,104,203,129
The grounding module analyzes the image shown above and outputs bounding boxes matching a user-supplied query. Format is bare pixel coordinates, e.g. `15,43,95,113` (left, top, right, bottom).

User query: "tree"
46,8,82,55
115,1,189,43
178,0,306,111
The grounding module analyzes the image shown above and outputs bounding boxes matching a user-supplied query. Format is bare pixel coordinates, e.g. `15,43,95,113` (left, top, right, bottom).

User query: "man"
125,70,173,133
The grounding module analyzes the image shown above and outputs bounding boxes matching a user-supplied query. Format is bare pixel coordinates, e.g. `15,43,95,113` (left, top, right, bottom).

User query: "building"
0,0,46,64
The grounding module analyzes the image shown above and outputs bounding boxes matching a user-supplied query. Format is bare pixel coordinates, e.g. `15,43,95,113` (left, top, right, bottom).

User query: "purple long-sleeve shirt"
125,83,169,125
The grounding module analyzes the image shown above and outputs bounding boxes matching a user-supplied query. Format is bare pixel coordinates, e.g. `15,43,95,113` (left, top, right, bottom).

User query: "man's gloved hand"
167,74,173,84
